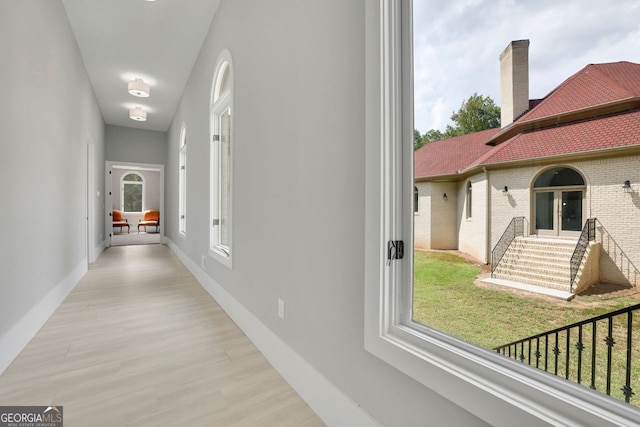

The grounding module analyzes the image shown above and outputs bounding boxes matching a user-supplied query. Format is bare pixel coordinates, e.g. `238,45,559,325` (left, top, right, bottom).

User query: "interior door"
534,190,583,236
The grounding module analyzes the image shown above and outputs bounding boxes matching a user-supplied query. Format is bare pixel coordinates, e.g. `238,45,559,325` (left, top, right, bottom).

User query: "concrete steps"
493,237,577,292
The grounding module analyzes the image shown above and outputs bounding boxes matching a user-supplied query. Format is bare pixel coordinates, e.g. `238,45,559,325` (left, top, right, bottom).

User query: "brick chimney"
499,40,529,127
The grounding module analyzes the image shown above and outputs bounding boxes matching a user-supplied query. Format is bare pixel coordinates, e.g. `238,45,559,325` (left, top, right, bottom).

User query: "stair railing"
491,216,525,276
494,302,640,405
569,218,596,292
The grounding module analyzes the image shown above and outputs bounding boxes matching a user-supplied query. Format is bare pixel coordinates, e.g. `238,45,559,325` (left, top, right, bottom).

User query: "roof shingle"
415,61,640,179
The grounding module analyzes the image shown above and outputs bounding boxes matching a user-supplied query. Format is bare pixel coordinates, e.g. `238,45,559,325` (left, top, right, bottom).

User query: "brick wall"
489,155,640,287
458,173,488,262
414,182,431,249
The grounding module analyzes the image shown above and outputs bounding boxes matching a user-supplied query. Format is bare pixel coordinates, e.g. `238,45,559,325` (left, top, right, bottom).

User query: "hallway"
0,245,324,426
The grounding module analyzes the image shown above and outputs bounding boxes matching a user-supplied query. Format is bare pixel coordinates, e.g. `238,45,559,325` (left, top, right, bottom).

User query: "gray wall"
0,1,105,344
111,169,161,212
165,1,484,425
106,125,167,166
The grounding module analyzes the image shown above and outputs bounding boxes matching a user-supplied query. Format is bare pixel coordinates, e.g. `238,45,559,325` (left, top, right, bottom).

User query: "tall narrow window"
179,124,187,237
121,172,144,213
466,181,472,218
414,186,419,213
209,49,233,267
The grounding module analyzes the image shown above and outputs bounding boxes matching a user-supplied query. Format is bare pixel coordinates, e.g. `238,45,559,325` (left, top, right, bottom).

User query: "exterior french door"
534,190,583,237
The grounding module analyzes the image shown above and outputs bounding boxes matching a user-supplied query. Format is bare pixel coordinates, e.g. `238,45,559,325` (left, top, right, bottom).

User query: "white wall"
164,1,486,425
0,1,105,373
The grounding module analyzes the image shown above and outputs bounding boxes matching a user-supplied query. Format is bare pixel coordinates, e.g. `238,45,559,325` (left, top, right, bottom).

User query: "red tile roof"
414,128,499,178
519,62,640,121
415,62,640,179
477,108,640,166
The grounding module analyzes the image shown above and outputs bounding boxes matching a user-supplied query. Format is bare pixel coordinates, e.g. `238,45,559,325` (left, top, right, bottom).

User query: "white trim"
364,0,640,425
166,239,379,427
209,49,234,269
105,161,165,247
179,123,187,237
0,259,87,375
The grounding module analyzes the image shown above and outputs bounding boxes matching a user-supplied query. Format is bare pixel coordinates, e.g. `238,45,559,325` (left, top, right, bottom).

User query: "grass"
413,250,640,404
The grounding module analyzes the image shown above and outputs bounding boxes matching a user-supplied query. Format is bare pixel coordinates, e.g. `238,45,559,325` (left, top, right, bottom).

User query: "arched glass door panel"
533,167,585,237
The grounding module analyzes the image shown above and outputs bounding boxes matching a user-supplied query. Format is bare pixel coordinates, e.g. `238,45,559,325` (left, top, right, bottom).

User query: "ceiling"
61,0,220,132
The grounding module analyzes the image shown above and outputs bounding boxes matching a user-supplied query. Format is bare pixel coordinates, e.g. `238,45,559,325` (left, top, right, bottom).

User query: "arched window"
209,49,233,266
466,181,472,218
533,167,585,188
121,172,144,213
179,124,187,237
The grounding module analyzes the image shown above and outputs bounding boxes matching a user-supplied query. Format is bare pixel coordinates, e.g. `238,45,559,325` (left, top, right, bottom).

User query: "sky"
413,0,640,133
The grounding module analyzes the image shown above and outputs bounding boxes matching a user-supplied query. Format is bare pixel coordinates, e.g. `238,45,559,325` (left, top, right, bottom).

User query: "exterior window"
209,49,233,266
466,181,472,218
121,172,144,213
364,1,636,424
179,124,187,237
414,186,419,213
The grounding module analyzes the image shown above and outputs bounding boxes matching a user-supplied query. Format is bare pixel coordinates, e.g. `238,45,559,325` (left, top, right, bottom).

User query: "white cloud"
413,0,640,133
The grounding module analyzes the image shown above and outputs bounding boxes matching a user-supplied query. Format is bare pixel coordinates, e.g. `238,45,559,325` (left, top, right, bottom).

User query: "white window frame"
121,171,145,213
209,49,233,268
179,123,187,238
363,1,639,425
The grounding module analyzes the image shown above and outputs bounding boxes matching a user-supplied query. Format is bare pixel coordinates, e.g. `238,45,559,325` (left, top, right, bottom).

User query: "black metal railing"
495,302,640,404
569,218,597,291
491,216,525,275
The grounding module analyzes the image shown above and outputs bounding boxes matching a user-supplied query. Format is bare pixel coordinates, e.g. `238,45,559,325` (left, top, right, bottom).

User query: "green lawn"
413,250,640,404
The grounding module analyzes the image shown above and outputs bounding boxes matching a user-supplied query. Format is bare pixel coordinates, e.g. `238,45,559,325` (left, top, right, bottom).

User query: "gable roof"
519,62,640,122
414,128,499,178
415,61,640,180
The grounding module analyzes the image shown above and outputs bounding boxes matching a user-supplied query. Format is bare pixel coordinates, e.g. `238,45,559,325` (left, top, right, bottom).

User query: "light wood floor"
0,244,325,426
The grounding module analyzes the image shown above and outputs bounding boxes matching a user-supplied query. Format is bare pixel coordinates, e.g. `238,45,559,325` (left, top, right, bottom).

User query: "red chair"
112,209,130,233
138,209,160,233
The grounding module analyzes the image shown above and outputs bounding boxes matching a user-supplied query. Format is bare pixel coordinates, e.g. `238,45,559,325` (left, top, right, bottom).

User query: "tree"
414,129,425,150
449,92,500,135
415,93,500,149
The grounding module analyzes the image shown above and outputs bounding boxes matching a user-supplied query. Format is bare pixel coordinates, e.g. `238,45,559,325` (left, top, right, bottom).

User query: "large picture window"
209,49,233,267
364,1,639,425
121,172,144,213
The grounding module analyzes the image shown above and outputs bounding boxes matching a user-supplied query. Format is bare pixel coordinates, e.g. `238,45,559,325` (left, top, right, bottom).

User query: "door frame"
105,160,165,247
532,186,585,238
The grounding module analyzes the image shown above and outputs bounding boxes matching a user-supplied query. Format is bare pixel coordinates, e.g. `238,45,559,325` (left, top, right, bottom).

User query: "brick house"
414,40,640,294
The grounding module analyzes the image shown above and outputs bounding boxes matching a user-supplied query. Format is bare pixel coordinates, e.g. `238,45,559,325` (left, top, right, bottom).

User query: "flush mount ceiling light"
128,78,150,98
129,106,147,121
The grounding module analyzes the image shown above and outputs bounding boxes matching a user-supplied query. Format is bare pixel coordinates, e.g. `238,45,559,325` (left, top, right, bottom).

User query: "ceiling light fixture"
128,78,150,98
129,107,147,121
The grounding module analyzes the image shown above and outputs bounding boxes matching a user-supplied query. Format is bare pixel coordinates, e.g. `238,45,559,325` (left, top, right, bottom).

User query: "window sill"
209,247,232,269
364,308,640,425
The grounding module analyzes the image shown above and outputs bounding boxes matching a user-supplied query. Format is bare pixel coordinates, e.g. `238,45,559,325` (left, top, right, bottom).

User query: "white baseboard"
92,240,106,263
0,259,88,375
166,240,379,427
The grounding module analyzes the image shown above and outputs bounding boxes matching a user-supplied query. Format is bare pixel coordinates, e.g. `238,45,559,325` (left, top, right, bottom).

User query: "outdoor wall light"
443,193,448,201
623,180,632,193
502,186,509,194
